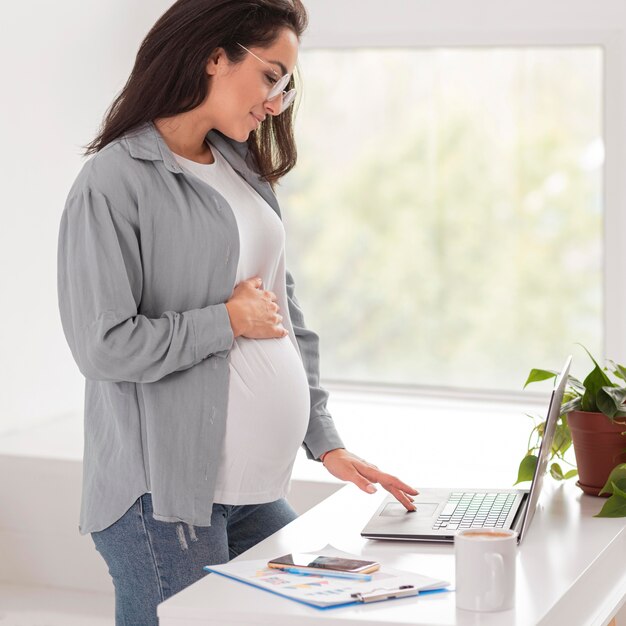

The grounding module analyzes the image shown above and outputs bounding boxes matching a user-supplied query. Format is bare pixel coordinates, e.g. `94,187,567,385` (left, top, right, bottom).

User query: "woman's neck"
154,112,215,164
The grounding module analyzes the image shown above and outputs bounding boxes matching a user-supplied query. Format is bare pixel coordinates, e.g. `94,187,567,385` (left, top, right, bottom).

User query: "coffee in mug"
455,528,517,612
461,531,511,539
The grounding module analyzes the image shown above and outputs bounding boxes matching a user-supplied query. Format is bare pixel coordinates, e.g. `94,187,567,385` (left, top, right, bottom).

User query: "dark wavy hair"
84,0,308,186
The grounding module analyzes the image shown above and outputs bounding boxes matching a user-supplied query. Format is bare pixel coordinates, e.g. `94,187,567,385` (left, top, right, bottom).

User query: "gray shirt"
57,121,344,535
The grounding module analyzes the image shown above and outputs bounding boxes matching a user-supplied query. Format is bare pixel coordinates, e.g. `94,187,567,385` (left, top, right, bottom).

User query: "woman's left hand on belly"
320,449,418,512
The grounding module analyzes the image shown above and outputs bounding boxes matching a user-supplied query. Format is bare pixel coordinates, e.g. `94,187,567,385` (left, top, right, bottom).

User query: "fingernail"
366,484,377,494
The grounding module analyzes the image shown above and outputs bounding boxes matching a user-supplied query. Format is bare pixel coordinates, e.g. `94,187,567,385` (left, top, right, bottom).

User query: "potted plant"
517,347,626,517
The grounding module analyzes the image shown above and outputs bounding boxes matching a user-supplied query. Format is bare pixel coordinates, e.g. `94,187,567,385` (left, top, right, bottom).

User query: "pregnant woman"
57,1,417,624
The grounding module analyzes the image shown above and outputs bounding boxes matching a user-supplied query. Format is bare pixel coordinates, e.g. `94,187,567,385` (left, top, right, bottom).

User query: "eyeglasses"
236,43,296,114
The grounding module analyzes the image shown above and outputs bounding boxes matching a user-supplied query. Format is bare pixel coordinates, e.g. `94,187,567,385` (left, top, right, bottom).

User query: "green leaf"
549,462,564,480
602,386,626,401
596,388,619,418
577,343,613,383
599,464,626,495
607,360,626,382
566,376,586,394
523,369,557,389
562,391,578,403
580,391,598,412
581,359,613,412
563,469,578,479
594,487,626,518
561,397,582,414
515,454,538,484
551,423,572,456
612,481,626,499
601,386,626,413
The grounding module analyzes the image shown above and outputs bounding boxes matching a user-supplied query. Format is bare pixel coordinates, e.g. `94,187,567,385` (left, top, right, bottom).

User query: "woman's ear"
206,47,227,77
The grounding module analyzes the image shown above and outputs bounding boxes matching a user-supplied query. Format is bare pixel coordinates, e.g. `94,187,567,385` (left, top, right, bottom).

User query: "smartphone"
267,553,380,574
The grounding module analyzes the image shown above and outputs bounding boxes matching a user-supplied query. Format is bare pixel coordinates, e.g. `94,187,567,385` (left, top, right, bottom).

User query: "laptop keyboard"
432,492,517,531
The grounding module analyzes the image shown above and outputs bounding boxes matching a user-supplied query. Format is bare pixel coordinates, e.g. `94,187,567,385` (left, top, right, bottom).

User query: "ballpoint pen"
281,567,373,581
351,585,419,603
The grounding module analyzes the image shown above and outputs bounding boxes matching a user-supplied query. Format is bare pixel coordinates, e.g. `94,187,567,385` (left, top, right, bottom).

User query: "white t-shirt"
173,143,311,505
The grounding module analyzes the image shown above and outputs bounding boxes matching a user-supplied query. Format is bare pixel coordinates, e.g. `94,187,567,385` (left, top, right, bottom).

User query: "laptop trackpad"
380,503,438,517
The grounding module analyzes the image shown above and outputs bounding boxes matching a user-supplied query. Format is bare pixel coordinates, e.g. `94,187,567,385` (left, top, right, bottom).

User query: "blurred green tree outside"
278,48,603,390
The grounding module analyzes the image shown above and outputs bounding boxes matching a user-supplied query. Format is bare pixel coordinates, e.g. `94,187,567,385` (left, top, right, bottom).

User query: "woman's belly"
213,334,311,504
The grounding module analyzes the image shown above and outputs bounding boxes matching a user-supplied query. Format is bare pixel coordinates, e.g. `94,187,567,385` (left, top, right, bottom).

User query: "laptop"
361,356,571,545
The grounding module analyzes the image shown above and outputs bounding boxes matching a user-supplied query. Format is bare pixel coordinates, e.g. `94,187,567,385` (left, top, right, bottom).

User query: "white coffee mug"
454,528,517,612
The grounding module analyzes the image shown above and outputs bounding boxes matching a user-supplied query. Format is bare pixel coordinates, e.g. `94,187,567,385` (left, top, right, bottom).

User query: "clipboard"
203,549,450,610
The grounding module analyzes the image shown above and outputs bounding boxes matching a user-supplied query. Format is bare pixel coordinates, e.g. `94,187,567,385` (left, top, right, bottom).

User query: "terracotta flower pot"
567,410,626,497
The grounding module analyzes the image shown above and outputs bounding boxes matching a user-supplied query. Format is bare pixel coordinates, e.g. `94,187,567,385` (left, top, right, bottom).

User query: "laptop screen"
517,355,572,543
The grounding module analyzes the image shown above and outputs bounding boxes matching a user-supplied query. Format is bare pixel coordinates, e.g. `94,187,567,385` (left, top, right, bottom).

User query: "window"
280,47,604,391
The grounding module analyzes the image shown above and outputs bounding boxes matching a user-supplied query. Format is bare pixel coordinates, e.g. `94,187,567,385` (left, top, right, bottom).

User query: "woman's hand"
225,276,288,339
321,449,418,511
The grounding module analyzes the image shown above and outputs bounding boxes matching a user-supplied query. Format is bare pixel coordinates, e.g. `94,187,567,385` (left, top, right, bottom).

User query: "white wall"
0,0,173,434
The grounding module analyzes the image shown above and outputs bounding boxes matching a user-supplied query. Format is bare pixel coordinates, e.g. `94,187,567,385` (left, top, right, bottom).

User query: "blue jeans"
91,493,298,626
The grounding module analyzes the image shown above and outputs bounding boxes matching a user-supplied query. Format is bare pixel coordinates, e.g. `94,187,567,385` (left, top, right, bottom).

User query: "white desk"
158,481,626,626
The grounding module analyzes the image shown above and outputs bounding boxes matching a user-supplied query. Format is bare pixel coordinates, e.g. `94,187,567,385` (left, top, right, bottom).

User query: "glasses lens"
279,89,297,113
268,74,291,100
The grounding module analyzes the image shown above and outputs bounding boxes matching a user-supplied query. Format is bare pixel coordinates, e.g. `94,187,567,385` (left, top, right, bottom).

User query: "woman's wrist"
320,448,343,463
224,301,243,337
